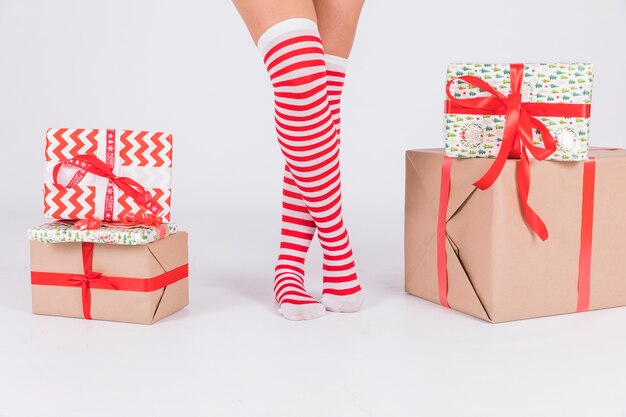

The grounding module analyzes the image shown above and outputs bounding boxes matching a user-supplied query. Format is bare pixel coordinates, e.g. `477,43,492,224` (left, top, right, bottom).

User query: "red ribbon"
60,242,113,319
31,241,189,319
52,154,163,222
445,63,591,241
437,156,453,308
576,159,596,312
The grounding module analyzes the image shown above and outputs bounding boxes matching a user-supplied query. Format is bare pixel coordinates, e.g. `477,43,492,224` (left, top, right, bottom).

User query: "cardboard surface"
405,149,626,322
30,232,189,324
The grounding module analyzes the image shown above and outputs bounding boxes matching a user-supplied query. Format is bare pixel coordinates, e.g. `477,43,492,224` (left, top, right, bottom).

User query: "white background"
2,0,626,416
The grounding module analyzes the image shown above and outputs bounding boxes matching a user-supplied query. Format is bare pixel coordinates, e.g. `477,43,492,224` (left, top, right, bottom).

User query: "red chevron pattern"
164,192,171,221
46,128,99,162
85,129,98,156
43,184,51,213
119,130,133,166
117,193,135,221
149,133,166,167
49,184,67,218
116,188,170,221
149,188,171,221
150,188,164,209
85,188,95,218
69,129,85,157
44,184,96,219
135,131,150,166
45,129,52,162
119,130,172,167
68,187,85,219
51,128,69,161
44,128,172,221
166,134,173,167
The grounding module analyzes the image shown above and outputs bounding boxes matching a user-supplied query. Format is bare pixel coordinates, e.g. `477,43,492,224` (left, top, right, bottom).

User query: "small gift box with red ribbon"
29,225,189,324
44,128,172,222
445,63,593,161
405,148,626,323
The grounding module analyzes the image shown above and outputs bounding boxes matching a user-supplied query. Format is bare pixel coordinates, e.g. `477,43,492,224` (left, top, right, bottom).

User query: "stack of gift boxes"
29,128,189,324
405,63,626,322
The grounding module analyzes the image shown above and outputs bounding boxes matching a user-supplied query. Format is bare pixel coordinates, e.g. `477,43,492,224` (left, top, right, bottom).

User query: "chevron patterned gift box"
44,128,172,222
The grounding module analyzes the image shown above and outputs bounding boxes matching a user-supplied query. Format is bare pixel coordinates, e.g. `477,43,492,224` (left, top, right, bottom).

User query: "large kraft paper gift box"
29,226,189,325
405,148,626,323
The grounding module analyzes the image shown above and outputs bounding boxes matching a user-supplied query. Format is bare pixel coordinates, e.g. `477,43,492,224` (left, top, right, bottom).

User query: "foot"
279,302,326,321
321,256,363,313
321,290,363,313
274,272,326,321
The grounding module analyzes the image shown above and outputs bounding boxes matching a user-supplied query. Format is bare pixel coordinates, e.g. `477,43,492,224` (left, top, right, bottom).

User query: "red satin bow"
52,154,163,220
70,242,115,319
445,64,590,240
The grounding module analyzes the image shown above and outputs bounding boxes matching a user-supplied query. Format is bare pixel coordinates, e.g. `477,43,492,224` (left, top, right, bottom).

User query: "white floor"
2,209,626,417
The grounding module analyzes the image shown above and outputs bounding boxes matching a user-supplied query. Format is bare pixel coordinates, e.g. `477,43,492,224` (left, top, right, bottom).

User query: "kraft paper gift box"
445,63,593,161
405,148,626,323
44,128,173,222
29,225,189,325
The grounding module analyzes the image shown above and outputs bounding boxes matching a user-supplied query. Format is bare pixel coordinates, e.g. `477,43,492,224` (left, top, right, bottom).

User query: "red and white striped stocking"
259,18,362,320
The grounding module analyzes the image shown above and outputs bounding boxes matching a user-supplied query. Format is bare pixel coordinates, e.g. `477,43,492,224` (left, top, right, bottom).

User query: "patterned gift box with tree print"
444,63,593,161
28,222,177,245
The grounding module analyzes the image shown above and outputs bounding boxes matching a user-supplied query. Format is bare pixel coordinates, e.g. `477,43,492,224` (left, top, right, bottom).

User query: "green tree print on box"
28,223,178,245
444,63,593,161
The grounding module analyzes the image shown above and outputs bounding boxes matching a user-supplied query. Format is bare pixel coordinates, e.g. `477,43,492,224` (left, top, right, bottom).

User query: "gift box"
44,128,173,222
29,221,177,245
29,227,189,324
405,148,626,323
445,63,593,161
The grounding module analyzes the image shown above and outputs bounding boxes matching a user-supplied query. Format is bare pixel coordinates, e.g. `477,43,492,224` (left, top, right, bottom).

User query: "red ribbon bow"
69,242,115,319
445,63,591,240
52,154,163,222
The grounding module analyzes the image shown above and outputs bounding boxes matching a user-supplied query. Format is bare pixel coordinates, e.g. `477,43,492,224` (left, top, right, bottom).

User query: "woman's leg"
233,1,362,320
313,0,365,58
311,1,364,310
232,0,317,43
